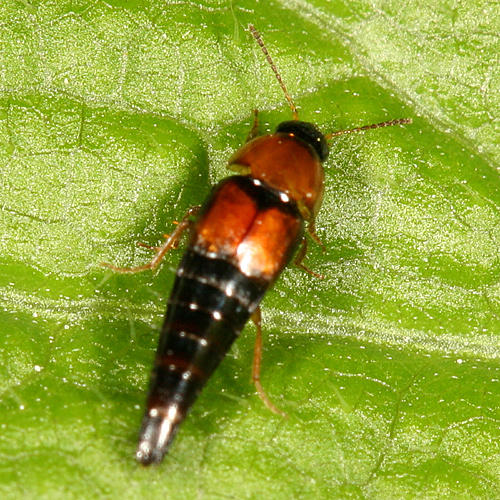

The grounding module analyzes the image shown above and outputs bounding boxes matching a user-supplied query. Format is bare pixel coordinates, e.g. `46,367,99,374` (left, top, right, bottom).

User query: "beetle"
103,25,411,465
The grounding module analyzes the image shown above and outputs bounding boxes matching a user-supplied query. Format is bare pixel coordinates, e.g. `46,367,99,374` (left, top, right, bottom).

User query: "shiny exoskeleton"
136,120,328,465
102,24,411,465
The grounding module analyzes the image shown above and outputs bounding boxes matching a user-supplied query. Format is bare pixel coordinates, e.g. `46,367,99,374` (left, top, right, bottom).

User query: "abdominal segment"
136,176,302,465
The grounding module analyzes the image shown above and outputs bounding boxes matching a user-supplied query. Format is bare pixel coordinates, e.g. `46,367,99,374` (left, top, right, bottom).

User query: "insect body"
135,119,327,464
103,25,411,465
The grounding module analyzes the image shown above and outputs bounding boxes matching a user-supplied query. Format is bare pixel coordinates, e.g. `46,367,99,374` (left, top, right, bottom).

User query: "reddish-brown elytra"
102,25,411,465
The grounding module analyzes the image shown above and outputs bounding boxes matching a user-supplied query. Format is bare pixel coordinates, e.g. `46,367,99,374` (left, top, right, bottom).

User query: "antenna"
249,24,299,121
325,118,412,140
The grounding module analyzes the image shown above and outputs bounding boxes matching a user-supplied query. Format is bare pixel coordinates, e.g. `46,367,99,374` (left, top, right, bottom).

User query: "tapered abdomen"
136,176,303,465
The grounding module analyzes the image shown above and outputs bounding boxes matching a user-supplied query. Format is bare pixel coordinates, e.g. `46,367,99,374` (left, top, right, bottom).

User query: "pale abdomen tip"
135,405,180,466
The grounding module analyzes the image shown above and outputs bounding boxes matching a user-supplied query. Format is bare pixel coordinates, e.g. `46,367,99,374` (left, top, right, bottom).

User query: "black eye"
276,121,329,162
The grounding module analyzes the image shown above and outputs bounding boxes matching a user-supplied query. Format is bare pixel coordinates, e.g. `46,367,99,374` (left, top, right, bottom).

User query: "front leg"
245,109,260,143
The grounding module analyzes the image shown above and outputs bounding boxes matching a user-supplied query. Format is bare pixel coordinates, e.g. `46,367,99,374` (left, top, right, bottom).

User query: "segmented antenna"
249,24,299,120
325,118,412,140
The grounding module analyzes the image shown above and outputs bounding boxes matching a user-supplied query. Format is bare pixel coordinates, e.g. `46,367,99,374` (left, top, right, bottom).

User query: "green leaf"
0,1,498,498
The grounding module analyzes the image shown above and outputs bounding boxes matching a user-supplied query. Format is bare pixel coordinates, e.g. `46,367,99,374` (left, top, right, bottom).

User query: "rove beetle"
103,25,411,465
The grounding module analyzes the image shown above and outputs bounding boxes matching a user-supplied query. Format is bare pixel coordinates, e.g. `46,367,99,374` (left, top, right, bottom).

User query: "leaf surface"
0,1,498,498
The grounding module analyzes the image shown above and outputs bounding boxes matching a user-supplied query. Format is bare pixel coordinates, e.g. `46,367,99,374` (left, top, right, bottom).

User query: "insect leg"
101,205,201,273
135,235,169,251
307,220,325,251
251,307,288,418
296,201,325,251
136,241,162,251
294,238,324,279
245,109,260,142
